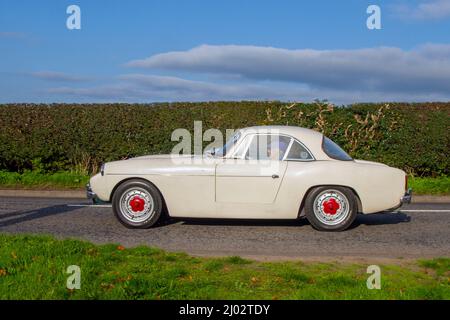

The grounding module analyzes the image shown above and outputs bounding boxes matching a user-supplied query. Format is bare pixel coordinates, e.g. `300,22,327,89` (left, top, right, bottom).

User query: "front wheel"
112,179,163,228
305,186,358,231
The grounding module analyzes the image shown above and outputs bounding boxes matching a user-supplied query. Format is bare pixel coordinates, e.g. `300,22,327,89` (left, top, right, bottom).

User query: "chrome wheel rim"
119,187,154,223
313,190,350,226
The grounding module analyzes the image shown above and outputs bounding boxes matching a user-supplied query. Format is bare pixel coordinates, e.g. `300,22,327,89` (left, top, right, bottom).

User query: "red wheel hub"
129,196,145,212
323,198,340,215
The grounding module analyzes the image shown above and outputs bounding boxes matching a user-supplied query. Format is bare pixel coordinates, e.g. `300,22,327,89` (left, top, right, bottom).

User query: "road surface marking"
398,210,450,212
67,204,112,208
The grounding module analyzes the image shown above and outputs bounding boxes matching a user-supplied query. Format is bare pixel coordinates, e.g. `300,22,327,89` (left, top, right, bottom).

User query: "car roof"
241,125,322,138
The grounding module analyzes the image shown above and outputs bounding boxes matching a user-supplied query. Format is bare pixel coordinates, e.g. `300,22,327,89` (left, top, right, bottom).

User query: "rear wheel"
305,186,357,231
112,179,162,228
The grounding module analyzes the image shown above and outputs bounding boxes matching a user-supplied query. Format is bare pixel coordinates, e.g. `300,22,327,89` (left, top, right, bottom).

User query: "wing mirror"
205,147,217,157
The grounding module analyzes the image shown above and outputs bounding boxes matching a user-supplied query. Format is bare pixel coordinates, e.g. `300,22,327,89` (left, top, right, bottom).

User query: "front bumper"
401,188,412,204
86,183,99,204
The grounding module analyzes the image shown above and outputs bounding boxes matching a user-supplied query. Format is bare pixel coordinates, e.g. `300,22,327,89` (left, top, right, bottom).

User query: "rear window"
322,136,353,161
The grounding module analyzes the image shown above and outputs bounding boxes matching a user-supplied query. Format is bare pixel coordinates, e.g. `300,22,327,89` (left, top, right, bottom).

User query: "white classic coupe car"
87,126,412,231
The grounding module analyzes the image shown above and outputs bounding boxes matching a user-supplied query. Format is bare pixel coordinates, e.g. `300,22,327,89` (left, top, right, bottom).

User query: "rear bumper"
401,188,412,204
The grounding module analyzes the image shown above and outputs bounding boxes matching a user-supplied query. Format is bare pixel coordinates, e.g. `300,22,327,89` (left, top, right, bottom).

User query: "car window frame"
284,138,315,161
230,133,315,162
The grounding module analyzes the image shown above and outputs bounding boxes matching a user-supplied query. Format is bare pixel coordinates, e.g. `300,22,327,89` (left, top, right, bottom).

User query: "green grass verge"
0,171,449,195
409,176,450,195
0,234,448,299
0,171,89,189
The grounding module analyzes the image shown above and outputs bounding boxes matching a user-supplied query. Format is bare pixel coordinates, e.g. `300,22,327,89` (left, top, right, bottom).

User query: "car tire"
305,186,358,231
112,179,163,229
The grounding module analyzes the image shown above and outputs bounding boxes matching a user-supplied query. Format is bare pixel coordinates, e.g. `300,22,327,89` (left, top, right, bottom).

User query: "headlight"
100,163,105,176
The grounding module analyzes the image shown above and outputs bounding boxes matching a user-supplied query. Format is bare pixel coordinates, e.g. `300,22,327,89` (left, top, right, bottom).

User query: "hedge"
0,102,448,176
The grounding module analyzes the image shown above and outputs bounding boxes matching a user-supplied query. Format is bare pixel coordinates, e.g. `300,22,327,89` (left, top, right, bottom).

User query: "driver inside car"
267,140,289,160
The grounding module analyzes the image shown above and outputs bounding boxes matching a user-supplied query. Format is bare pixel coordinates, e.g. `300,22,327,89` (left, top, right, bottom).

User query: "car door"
215,134,290,204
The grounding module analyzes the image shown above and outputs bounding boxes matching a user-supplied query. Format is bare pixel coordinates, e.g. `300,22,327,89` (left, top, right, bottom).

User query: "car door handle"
271,174,279,179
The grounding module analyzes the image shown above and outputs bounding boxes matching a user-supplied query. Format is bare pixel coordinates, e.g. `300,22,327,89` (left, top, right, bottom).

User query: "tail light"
405,175,408,191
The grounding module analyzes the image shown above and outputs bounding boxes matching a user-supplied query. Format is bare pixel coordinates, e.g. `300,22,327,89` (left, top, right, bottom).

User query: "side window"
233,134,252,158
245,135,291,160
286,140,313,160
215,131,241,157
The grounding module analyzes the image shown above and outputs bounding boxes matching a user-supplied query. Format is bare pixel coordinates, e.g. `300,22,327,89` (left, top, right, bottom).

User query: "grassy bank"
0,234,448,299
409,176,450,195
0,170,89,189
0,170,449,195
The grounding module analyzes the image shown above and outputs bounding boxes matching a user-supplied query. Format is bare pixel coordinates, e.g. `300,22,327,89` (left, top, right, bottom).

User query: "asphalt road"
0,196,449,261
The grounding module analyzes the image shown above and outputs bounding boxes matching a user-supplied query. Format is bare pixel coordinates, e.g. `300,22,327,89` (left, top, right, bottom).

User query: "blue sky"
1,0,450,104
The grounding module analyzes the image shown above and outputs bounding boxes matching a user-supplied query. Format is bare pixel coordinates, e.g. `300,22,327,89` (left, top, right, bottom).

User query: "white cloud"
117,74,287,98
48,73,450,104
46,43,450,104
391,0,450,20
49,74,310,101
31,71,89,82
126,44,450,95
